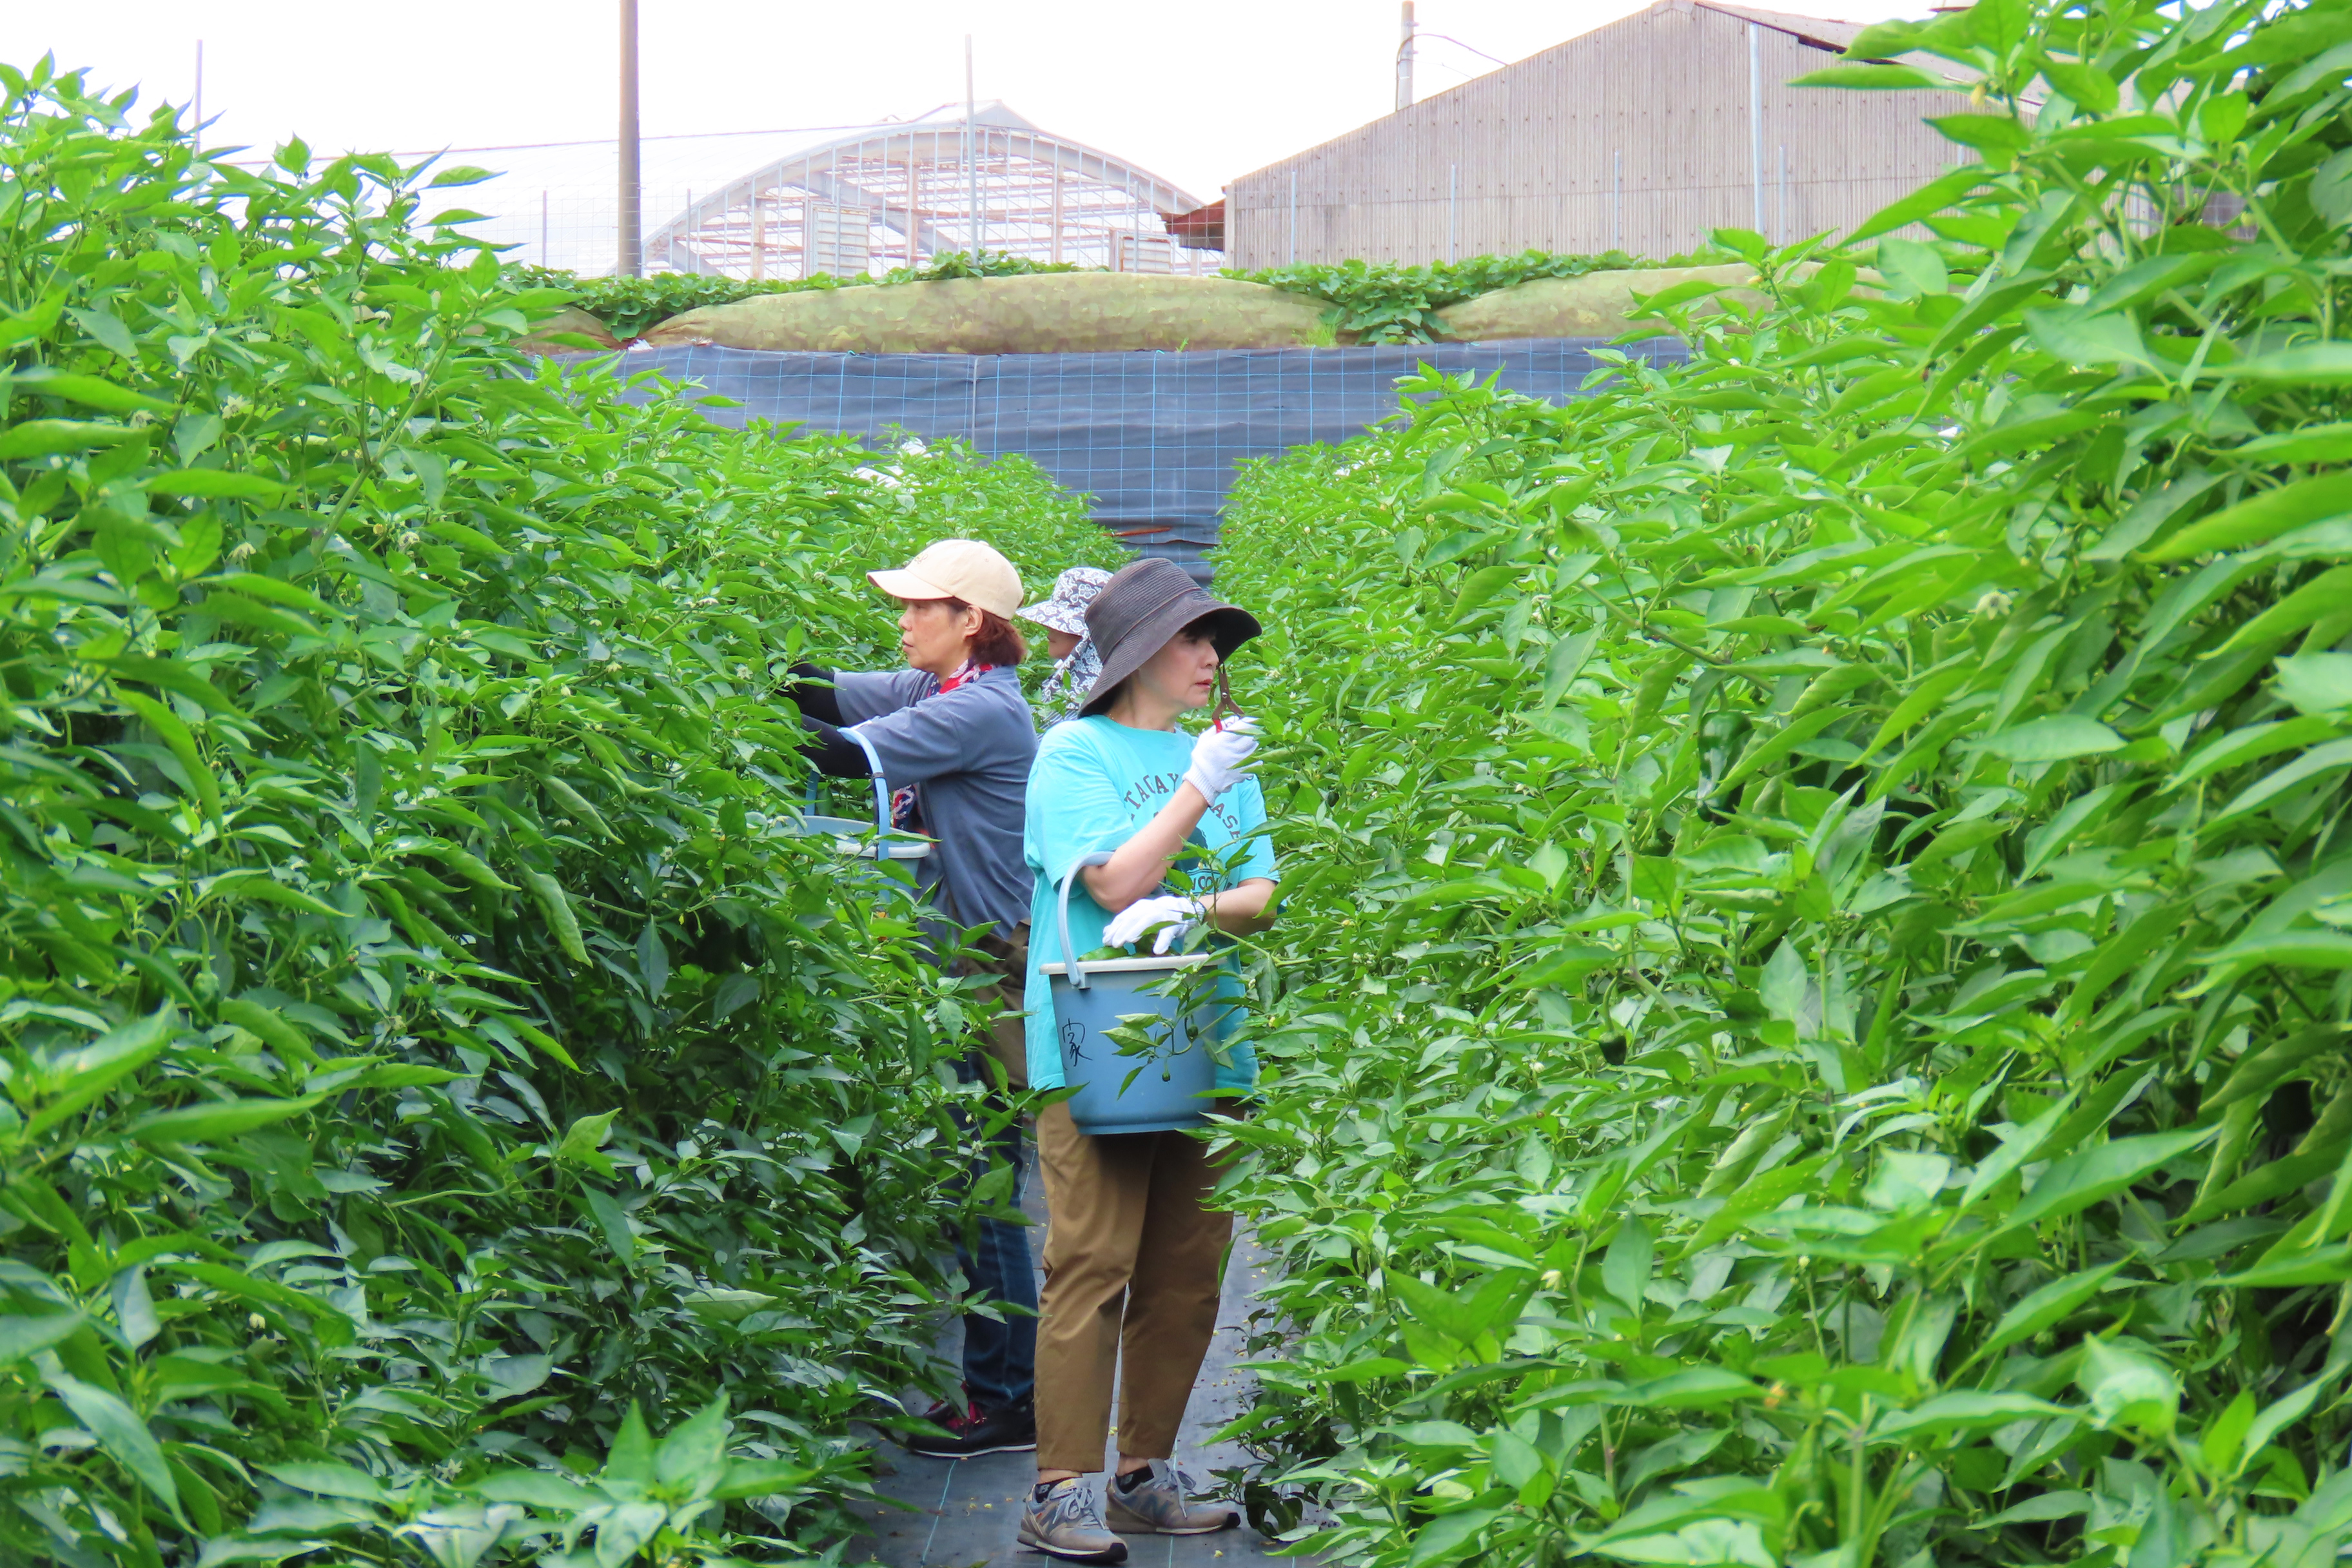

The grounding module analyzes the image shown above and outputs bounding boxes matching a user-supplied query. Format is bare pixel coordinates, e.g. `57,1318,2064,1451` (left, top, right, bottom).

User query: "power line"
215,121,936,168
400,122,925,157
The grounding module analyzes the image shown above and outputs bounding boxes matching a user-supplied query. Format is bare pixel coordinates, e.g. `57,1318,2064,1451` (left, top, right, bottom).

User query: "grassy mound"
640,272,1338,355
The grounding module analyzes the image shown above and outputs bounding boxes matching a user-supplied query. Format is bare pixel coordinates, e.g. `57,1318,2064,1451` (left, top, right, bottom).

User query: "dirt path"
848,1146,1298,1567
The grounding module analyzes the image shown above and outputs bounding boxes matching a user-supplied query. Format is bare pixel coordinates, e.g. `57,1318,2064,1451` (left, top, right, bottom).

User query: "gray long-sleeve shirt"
834,666,1037,934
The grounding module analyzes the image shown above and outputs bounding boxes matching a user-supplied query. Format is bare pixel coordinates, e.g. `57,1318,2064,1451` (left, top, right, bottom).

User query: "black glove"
782,662,843,726
799,717,870,779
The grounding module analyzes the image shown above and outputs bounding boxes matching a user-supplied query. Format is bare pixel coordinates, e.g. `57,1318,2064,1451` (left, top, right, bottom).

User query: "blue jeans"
954,1057,1037,1410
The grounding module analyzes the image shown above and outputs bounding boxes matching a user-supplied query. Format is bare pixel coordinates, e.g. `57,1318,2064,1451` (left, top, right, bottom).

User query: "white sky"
19,0,1934,202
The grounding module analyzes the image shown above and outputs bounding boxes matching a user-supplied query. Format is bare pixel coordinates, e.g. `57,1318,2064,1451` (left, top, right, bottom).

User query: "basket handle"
1057,851,1114,992
839,727,894,846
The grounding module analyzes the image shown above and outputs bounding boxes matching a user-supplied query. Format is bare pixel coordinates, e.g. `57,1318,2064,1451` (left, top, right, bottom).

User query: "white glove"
1104,894,1206,955
1183,716,1260,803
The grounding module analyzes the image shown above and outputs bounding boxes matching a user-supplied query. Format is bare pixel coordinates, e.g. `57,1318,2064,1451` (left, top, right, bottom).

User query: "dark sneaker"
1019,1477,1128,1563
905,1395,1036,1459
1103,1460,1239,1535
903,1394,976,1449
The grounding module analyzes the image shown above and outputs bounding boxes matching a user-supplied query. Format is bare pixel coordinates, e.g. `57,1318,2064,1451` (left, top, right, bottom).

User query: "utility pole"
966,35,981,259
1396,1,1416,112
618,0,642,277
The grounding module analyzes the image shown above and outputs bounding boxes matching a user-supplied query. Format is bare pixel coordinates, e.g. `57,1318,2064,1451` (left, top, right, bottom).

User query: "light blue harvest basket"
1040,851,1223,1135
786,732,932,865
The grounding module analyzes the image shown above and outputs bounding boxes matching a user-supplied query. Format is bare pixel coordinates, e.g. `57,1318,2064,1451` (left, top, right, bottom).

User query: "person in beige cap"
781,537,1043,1460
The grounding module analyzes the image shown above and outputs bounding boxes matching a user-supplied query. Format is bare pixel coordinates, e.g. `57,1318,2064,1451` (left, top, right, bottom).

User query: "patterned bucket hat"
1016,566,1113,637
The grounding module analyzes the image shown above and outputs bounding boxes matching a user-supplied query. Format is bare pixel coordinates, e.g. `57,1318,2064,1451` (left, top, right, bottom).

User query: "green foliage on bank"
510,251,1080,338
0,59,1102,1566
520,248,1712,346
1211,0,2352,1562
1230,249,1725,346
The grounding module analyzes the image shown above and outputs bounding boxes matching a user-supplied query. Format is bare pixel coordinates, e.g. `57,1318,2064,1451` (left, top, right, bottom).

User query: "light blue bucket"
789,734,932,863
1041,852,1220,1136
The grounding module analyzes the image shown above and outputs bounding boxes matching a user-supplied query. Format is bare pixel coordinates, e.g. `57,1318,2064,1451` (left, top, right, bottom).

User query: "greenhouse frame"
644,102,1219,280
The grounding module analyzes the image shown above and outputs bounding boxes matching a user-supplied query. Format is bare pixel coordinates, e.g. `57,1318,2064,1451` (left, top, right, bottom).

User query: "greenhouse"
441,102,1220,279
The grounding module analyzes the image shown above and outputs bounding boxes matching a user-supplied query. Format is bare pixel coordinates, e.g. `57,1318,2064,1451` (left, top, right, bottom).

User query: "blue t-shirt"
1021,716,1279,1093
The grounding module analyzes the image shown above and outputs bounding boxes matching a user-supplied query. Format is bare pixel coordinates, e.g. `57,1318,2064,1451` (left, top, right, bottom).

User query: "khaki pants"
1034,1101,1233,1473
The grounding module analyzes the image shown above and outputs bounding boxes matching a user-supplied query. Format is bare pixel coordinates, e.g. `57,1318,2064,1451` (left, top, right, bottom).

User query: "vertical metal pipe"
1051,159,1064,264
618,0,642,277
1748,21,1764,235
193,41,204,151
1396,1,1416,112
1288,168,1297,265
966,36,980,259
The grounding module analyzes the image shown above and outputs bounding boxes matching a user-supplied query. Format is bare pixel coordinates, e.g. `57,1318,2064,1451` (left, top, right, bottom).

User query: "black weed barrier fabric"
587,338,1689,577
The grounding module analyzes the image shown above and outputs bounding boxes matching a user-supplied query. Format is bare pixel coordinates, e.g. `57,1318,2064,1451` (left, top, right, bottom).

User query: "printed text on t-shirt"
1121,770,1248,839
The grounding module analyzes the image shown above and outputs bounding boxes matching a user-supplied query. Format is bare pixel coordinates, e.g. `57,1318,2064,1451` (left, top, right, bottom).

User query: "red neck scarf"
891,660,992,829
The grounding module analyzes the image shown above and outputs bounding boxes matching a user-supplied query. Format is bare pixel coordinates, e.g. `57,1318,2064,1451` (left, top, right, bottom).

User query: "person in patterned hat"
1017,565,1113,725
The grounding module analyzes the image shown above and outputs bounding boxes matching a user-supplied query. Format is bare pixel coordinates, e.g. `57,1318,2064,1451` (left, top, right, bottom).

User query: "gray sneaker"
1103,1460,1240,1536
1019,1478,1129,1563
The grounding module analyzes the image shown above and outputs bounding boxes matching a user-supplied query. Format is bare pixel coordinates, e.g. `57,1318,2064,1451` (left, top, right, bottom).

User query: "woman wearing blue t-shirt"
1015,558,1277,1564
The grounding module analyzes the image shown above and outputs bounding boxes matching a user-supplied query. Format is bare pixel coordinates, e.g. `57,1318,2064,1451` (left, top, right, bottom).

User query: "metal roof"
1690,2,1872,52
1692,1,1991,90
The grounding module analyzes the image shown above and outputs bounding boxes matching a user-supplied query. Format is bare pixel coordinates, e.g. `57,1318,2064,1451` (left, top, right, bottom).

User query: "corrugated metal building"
1226,0,1975,268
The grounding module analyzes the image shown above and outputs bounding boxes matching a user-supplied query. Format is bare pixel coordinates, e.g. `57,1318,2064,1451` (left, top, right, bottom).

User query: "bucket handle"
840,727,895,848
1055,851,1115,992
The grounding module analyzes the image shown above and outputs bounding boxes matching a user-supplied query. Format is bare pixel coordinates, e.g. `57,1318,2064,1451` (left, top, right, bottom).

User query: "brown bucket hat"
1077,558,1261,719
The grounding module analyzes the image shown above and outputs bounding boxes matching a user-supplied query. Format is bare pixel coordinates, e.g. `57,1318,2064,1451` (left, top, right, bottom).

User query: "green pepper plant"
0,60,1108,1567
1210,0,2352,1562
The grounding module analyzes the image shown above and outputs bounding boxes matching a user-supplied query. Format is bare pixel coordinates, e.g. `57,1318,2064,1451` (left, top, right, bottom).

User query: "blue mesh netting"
602,337,1687,578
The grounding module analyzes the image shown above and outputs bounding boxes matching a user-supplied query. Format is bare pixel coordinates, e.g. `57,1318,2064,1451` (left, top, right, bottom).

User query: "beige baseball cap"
867,539,1023,620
